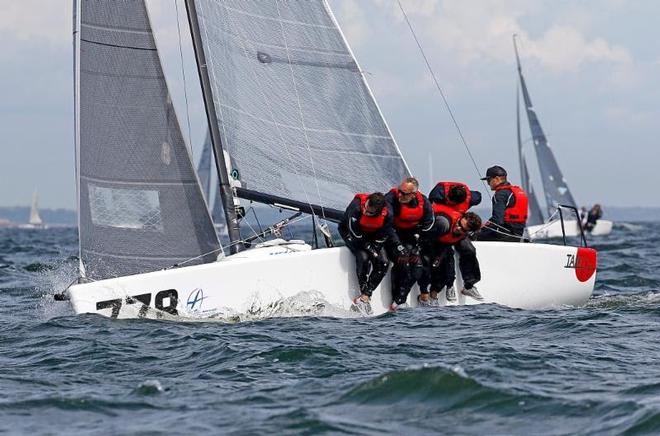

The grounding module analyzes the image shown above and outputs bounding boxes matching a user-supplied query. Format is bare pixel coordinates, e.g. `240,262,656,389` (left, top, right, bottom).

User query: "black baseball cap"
480,165,507,180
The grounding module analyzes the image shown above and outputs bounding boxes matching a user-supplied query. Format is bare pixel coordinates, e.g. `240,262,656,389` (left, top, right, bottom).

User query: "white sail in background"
189,0,410,211
29,191,43,226
75,0,220,280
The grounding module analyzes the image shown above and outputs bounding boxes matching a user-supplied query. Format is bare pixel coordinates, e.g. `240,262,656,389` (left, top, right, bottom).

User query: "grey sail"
197,131,225,224
77,0,220,280
188,0,410,212
211,188,224,223
517,88,544,226
515,42,578,216
521,157,545,226
196,131,214,202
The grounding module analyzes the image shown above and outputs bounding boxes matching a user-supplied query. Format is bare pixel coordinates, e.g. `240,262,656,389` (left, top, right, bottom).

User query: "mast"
185,0,242,253
516,82,527,192
73,0,84,275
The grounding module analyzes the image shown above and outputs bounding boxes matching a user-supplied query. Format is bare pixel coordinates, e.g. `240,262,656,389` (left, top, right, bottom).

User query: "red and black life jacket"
434,181,472,213
389,188,425,230
432,203,466,244
494,184,528,224
355,193,388,233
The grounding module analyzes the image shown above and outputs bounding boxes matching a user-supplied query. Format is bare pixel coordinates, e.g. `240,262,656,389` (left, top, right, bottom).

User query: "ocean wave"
340,365,533,411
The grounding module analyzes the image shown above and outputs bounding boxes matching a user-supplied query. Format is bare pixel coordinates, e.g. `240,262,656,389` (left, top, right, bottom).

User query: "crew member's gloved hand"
395,244,409,265
364,242,380,259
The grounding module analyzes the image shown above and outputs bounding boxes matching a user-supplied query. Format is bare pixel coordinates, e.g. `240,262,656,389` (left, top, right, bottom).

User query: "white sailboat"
65,1,597,319
20,191,46,229
513,36,613,240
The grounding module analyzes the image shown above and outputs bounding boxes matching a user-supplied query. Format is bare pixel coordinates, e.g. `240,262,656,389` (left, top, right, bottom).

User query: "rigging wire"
174,0,194,157
395,0,491,197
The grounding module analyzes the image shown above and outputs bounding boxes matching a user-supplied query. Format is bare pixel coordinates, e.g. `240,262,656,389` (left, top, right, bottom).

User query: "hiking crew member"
426,182,483,303
385,177,434,310
428,202,484,302
429,181,482,213
339,192,396,312
478,166,529,242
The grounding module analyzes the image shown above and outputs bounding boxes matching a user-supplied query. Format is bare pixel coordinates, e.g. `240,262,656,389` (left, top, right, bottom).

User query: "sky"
0,0,658,209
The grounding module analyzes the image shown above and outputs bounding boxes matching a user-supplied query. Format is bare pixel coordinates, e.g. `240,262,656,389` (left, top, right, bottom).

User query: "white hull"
18,223,48,230
68,241,597,319
528,219,613,240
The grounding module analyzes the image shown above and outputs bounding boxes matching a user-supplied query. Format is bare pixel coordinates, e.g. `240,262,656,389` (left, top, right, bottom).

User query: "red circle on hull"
575,247,597,282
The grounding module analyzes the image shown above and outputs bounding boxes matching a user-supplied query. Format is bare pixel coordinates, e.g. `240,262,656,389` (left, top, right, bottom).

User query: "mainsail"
186,0,410,214
29,191,43,226
75,0,220,280
516,89,544,226
514,38,577,216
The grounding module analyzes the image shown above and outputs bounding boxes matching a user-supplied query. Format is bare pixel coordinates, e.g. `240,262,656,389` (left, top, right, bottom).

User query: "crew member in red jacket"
426,182,483,303
385,177,434,310
478,166,528,242
338,192,396,314
428,195,484,302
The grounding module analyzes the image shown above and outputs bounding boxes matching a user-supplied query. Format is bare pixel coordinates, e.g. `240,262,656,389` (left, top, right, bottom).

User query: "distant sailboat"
20,191,46,229
513,36,613,239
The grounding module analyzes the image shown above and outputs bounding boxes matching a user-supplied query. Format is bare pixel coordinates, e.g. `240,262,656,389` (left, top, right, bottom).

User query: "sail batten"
76,0,220,280
189,0,409,212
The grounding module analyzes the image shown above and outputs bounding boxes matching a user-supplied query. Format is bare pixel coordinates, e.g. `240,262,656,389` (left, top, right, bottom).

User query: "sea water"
0,223,659,435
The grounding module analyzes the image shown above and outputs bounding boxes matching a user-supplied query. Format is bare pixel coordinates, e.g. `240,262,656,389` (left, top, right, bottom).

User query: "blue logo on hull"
186,288,206,311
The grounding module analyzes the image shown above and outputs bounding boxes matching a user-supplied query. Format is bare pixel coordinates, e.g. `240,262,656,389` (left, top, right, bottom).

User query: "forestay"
76,0,220,280
515,46,578,216
190,0,410,212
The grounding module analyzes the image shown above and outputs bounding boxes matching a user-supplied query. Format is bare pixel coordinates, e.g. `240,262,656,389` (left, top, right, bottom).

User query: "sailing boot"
462,286,484,301
445,286,457,302
417,293,432,307
351,295,373,316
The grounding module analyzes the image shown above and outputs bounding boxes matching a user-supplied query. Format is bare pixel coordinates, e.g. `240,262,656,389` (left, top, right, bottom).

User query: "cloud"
356,0,631,74
0,0,72,47
520,26,631,72
331,0,372,49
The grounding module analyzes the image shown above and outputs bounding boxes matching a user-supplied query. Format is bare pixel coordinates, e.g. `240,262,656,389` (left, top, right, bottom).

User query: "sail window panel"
194,0,409,211
88,185,163,231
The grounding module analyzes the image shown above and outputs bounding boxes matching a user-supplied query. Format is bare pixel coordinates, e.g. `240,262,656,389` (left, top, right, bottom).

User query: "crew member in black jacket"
477,166,529,242
427,181,482,302
385,177,434,310
339,192,396,313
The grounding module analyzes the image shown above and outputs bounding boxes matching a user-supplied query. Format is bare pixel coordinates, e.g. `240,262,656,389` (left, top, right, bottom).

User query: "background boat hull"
528,219,613,240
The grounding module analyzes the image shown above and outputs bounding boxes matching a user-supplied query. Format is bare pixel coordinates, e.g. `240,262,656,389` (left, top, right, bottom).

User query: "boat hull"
67,241,597,319
528,220,613,240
